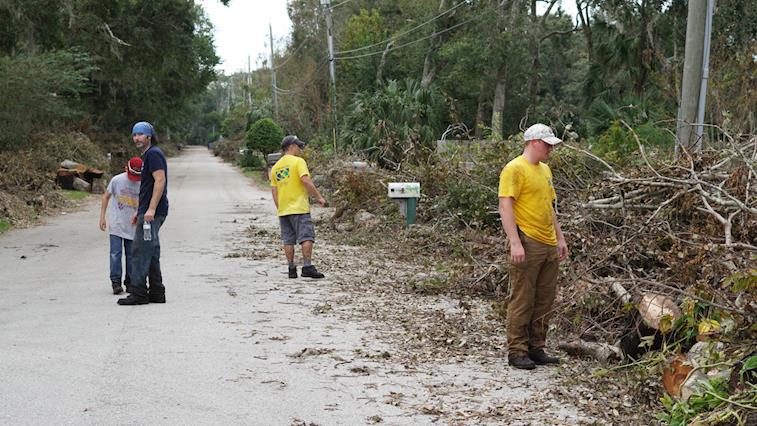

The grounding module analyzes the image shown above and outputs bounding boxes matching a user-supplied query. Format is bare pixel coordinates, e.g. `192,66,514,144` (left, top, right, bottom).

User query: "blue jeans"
109,235,133,286
130,215,165,298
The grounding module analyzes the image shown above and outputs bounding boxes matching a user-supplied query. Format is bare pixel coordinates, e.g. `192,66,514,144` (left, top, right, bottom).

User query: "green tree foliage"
0,51,92,148
0,0,219,146
246,118,284,156
338,9,386,94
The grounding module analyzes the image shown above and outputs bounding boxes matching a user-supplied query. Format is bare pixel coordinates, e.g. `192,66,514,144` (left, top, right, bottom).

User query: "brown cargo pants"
507,232,560,356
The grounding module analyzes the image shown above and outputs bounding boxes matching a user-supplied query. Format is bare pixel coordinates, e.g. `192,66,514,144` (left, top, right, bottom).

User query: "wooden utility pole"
676,0,707,156
269,24,278,121
322,0,338,149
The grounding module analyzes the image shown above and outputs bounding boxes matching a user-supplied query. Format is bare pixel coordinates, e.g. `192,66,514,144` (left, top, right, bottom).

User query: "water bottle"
143,221,152,241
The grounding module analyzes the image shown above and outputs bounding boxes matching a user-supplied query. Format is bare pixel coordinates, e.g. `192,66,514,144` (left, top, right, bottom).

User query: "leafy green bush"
246,118,284,156
237,151,265,169
340,79,447,167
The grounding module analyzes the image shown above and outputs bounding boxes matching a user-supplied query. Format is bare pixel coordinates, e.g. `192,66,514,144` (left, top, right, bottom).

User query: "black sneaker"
112,284,123,295
117,294,149,305
148,293,166,303
508,355,536,370
288,265,297,279
301,265,324,279
528,348,560,365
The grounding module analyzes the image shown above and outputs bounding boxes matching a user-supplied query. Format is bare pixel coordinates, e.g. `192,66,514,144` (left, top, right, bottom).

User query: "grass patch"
242,167,269,188
0,219,11,233
61,189,89,200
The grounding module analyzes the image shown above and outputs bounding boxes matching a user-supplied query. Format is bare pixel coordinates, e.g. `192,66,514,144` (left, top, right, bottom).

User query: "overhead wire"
334,0,470,55
330,0,353,9
335,12,482,61
274,60,329,96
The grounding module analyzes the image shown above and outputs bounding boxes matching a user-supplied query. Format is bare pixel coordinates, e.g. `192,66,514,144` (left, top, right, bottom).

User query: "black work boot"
301,265,324,279
528,348,560,365
112,283,123,295
508,355,537,370
117,294,149,305
148,292,166,303
288,265,297,279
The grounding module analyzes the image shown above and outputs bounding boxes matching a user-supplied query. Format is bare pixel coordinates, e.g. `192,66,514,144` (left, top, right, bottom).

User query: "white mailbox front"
388,182,420,198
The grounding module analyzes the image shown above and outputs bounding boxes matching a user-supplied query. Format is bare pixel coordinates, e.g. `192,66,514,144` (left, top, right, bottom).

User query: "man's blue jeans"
130,215,165,298
109,235,133,286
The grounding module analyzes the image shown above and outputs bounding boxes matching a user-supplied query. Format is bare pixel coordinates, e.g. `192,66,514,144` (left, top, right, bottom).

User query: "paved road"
0,147,588,425
0,147,371,424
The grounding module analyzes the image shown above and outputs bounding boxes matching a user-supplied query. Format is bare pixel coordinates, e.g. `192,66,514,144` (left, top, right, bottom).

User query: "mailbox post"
388,182,420,227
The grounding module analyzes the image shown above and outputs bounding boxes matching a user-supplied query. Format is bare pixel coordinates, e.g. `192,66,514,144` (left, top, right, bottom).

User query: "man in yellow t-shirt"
498,123,569,370
270,135,327,279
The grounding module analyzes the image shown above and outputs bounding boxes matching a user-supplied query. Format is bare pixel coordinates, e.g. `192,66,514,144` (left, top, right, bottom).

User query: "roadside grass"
61,189,89,200
242,167,269,188
0,219,10,233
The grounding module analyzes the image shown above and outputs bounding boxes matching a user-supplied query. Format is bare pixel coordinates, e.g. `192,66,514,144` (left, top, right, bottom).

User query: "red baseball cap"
127,157,143,181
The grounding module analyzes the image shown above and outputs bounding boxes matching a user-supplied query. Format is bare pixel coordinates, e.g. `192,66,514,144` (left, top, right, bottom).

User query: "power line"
335,13,482,61
273,60,329,95
275,35,316,69
330,0,353,9
334,0,469,55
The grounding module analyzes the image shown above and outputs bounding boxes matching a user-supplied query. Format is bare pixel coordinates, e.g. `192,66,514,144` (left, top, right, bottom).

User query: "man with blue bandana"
118,121,169,305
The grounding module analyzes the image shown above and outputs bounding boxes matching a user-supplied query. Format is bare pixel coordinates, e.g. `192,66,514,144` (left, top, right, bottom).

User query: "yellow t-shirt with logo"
498,155,557,246
270,154,311,216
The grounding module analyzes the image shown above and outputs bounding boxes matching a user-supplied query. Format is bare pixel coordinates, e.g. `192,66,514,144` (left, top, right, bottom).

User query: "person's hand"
316,196,327,207
557,239,570,261
99,218,106,231
510,240,526,264
131,214,137,225
144,208,155,223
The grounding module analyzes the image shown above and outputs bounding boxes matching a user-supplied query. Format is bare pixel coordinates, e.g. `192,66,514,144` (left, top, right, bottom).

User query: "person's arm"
300,175,326,207
99,192,112,231
271,186,279,209
144,169,165,222
499,196,525,264
554,212,569,261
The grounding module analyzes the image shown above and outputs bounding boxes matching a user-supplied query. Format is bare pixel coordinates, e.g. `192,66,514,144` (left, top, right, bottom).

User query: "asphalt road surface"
0,147,589,425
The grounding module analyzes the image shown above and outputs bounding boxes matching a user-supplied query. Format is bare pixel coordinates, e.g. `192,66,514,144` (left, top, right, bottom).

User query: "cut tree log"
558,339,622,364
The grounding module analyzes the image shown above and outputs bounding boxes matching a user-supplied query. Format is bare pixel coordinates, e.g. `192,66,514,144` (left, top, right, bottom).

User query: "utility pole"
322,0,338,150
269,24,278,121
676,0,707,156
694,0,715,149
247,55,252,106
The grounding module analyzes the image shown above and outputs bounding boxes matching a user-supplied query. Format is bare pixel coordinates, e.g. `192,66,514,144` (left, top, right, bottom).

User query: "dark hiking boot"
148,293,166,303
112,283,123,295
301,265,324,279
288,265,298,279
528,348,560,365
117,294,149,305
508,355,537,370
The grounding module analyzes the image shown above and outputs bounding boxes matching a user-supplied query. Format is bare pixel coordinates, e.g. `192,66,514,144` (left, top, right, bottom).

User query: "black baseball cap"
281,135,306,150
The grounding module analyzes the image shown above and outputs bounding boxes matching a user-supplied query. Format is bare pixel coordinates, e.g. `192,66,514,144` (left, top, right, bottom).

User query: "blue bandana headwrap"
131,121,154,137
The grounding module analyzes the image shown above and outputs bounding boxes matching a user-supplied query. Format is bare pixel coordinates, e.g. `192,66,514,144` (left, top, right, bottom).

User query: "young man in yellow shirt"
498,123,570,370
270,135,327,279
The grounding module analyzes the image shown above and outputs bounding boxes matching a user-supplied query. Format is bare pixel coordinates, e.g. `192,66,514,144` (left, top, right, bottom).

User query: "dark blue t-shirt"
138,145,169,217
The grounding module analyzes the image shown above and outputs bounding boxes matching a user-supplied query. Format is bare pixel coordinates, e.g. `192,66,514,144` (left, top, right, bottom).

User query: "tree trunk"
421,0,448,89
676,0,707,155
474,80,488,138
528,0,540,107
491,65,508,140
376,41,394,86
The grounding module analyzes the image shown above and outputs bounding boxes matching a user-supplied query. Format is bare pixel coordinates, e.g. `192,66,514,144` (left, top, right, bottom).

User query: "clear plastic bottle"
143,221,152,241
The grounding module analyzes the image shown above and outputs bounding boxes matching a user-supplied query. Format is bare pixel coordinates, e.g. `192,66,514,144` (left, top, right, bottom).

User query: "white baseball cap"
524,123,562,145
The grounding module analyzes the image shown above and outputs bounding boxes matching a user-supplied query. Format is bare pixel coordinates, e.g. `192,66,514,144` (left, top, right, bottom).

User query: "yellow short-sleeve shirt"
498,155,557,246
270,154,310,216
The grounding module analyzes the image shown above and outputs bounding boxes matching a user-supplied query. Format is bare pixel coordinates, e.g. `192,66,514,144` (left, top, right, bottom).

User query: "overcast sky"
198,0,293,75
